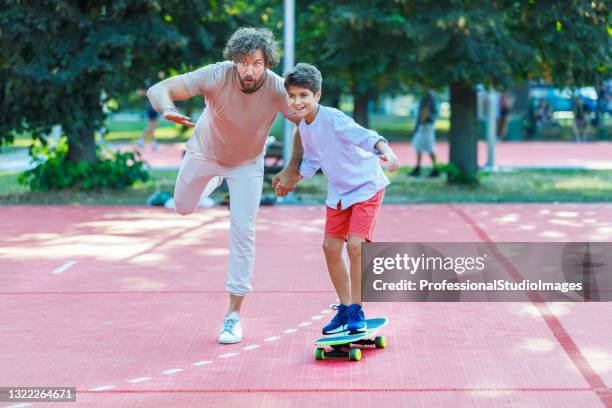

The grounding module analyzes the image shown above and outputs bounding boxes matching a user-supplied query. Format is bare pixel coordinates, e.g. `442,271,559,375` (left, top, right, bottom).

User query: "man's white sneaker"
218,311,243,344
198,196,216,208
163,197,175,209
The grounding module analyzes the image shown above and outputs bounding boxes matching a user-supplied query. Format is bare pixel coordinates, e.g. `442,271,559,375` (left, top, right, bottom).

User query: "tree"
399,0,611,183
295,1,412,127
296,1,611,183
0,1,226,163
152,0,279,136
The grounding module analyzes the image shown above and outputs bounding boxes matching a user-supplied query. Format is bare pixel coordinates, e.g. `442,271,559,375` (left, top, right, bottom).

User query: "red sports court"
1,203,611,407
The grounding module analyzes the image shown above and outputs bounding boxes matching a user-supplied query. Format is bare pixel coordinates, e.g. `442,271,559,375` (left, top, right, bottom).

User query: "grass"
2,167,612,206
0,169,177,205
382,167,612,203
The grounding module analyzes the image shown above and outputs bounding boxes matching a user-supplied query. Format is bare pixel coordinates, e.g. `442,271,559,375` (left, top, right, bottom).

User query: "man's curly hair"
223,27,280,68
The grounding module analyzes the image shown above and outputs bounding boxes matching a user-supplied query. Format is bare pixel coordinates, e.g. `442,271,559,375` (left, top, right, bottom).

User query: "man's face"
235,49,267,92
286,85,321,120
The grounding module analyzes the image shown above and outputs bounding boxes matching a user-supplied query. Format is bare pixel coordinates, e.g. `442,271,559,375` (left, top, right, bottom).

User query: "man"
147,27,301,344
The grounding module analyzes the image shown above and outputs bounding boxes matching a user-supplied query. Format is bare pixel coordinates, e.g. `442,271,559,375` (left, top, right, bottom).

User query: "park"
1,1,611,407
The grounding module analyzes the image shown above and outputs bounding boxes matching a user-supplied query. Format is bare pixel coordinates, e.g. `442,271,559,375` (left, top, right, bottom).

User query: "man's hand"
163,107,195,127
272,167,301,196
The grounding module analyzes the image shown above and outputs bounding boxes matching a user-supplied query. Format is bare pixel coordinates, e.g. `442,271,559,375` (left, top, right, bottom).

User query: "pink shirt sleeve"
279,95,297,120
179,62,229,97
268,71,297,120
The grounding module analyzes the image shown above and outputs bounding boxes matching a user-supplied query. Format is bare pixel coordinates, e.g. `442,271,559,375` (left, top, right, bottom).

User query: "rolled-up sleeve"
332,110,387,154
299,155,321,179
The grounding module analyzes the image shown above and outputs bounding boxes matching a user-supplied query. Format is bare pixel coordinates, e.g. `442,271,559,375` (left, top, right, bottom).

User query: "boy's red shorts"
324,189,385,242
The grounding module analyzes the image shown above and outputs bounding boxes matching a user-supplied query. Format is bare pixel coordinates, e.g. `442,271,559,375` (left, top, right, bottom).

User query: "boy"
281,63,399,334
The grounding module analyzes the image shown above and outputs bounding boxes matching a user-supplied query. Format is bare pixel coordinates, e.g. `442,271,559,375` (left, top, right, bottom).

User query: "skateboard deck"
314,318,388,361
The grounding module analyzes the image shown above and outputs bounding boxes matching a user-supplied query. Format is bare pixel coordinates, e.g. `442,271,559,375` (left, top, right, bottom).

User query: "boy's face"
286,85,321,119
235,49,267,92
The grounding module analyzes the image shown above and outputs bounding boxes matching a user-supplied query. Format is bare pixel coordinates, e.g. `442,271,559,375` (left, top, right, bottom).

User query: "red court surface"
125,141,612,170
1,204,612,407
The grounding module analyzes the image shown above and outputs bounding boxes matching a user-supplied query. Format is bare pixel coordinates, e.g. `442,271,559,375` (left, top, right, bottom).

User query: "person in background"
410,89,439,177
137,83,160,151
573,96,590,142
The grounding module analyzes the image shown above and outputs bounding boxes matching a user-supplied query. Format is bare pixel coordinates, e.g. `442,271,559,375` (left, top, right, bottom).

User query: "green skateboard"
313,318,388,361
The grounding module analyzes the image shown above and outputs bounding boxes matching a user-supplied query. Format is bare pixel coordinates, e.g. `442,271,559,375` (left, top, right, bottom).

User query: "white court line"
53,260,77,274
161,368,184,375
192,360,213,366
110,303,333,391
89,385,116,391
6,404,32,408
127,377,152,383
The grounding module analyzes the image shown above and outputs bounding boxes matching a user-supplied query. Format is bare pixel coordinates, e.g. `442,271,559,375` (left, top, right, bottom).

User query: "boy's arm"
273,127,305,196
296,149,321,179
334,111,387,154
335,113,399,171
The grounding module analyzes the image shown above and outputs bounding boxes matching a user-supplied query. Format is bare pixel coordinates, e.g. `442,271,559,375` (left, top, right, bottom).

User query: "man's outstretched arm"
146,77,195,127
273,127,303,196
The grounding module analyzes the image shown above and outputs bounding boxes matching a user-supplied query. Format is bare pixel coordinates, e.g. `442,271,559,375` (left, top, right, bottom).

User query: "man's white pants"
174,152,263,296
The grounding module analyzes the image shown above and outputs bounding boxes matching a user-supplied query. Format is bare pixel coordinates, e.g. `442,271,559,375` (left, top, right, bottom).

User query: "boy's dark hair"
223,27,280,68
284,63,322,94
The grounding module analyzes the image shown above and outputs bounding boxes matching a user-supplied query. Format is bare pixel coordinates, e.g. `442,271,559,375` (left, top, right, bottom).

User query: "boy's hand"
380,151,399,172
375,141,399,172
163,107,195,127
374,140,399,172
273,167,301,196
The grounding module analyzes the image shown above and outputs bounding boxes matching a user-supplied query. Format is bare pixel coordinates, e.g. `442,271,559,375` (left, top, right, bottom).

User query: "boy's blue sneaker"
322,304,348,335
346,304,368,334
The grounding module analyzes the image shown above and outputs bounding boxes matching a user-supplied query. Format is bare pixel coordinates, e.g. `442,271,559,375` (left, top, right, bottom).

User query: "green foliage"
296,1,412,110
0,0,250,162
437,162,485,185
18,139,149,191
2,1,610,184
295,1,611,122
399,0,611,89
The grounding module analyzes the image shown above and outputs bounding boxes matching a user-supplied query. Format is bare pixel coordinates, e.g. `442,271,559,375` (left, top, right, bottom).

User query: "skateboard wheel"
314,348,326,361
349,348,362,361
375,336,387,349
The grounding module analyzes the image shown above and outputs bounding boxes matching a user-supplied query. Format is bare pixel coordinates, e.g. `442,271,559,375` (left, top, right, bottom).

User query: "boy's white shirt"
298,106,390,210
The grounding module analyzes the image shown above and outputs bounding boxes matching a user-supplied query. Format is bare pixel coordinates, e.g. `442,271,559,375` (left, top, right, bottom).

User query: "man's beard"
237,72,265,93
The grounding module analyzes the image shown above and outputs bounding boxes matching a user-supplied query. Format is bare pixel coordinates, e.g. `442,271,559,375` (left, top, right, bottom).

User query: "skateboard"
313,318,388,361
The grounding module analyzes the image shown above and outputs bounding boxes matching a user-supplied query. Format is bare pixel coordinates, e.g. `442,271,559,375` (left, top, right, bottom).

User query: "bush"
19,139,149,191
436,162,488,185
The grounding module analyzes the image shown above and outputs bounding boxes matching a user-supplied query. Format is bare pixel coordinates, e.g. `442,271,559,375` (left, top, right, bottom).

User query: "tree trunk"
353,93,370,127
67,127,97,164
448,81,478,184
